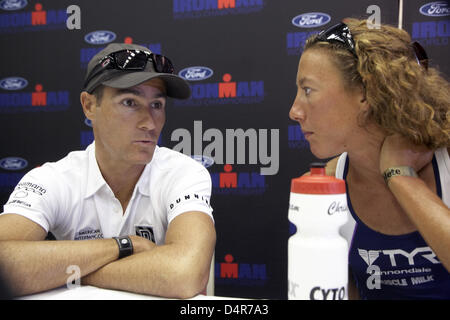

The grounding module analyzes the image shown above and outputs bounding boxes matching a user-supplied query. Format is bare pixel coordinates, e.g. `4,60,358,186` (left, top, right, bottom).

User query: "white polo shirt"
1,143,213,244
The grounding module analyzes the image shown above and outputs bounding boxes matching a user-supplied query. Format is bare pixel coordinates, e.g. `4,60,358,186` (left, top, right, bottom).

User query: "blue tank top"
337,149,450,299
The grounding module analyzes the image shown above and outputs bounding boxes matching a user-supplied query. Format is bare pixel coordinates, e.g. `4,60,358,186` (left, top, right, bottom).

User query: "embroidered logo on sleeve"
6,181,47,208
15,182,47,196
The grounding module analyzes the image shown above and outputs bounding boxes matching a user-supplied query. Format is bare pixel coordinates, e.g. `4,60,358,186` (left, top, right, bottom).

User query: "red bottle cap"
291,163,346,194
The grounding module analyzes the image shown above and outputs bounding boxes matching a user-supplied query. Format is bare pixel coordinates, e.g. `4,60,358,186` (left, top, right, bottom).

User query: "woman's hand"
379,134,433,174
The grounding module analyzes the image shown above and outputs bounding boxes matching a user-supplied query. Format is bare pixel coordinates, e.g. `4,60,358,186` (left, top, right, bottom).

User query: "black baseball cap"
83,43,191,99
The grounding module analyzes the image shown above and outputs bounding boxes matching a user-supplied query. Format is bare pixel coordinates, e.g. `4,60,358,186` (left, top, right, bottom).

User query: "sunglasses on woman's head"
315,22,357,57
315,22,428,70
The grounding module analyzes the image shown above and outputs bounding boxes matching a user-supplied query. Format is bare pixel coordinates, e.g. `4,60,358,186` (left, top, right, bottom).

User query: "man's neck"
96,155,145,212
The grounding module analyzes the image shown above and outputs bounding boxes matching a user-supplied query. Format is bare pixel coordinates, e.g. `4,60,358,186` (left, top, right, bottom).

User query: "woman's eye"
303,87,312,96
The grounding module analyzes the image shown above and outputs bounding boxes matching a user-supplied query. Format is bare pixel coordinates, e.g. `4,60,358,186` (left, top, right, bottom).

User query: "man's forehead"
115,78,167,96
139,78,167,93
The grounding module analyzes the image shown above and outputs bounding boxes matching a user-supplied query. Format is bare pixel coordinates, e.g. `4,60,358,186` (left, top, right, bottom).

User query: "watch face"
115,236,133,258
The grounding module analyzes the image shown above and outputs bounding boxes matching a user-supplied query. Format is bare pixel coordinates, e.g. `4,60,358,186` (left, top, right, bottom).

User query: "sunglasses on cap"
83,49,175,90
314,22,429,70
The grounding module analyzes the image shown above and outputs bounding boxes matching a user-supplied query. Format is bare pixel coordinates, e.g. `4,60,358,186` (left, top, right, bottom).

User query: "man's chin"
130,149,155,165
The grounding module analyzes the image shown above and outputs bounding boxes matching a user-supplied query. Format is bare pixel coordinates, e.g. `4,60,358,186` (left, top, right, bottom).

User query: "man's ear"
80,91,96,120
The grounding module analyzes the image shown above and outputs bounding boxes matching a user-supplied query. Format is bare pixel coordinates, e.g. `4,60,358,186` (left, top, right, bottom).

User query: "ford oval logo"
292,12,331,28
191,155,215,168
0,0,27,11
179,66,214,81
420,1,449,16
0,157,28,171
0,77,28,90
84,30,117,45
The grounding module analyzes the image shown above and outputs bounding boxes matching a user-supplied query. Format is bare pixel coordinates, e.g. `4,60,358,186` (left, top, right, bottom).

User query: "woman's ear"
358,85,370,112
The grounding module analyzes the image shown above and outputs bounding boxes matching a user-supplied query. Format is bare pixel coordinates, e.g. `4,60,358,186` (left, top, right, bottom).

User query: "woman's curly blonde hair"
304,18,450,149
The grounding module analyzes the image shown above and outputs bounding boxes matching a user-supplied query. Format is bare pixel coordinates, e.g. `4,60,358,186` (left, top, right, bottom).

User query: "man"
0,43,216,299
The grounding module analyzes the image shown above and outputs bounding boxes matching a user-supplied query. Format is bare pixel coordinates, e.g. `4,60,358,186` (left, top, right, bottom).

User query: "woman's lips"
303,131,313,139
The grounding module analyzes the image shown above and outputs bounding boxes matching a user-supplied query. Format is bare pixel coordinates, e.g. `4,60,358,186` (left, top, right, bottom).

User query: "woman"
289,19,450,299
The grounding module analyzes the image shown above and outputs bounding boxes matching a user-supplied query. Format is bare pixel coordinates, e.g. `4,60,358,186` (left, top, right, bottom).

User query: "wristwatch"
113,236,133,259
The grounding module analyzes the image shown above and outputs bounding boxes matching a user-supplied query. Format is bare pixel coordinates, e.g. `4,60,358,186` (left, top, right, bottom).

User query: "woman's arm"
380,136,450,271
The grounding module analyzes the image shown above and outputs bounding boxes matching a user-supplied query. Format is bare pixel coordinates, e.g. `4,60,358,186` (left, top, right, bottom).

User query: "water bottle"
288,162,349,300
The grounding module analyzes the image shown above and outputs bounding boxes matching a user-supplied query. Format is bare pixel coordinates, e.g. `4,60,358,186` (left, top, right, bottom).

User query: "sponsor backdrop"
0,0,448,299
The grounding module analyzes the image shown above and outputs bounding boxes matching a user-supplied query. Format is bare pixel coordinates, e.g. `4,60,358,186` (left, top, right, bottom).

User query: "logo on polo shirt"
74,227,103,240
135,225,155,243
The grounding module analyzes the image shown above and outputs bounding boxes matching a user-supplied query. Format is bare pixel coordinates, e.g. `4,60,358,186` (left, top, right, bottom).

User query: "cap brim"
102,71,191,99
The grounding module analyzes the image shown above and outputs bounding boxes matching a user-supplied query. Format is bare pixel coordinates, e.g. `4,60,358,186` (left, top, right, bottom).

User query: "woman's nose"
289,97,306,122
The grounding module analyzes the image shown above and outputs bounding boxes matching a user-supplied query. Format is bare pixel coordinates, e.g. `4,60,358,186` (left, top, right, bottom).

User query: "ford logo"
420,1,449,16
179,66,214,81
0,77,28,90
84,30,117,45
191,155,215,168
0,0,27,11
292,12,331,28
0,157,28,171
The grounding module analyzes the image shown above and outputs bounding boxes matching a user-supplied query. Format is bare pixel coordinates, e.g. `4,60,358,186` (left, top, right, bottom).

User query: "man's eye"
302,87,312,96
121,99,137,107
151,101,164,109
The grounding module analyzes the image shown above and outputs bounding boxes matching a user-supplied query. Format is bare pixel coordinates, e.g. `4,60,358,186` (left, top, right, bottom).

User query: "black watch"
113,236,133,259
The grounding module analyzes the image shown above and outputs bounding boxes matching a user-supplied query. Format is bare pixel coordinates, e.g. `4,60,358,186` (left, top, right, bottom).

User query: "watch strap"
113,236,133,259
383,166,418,185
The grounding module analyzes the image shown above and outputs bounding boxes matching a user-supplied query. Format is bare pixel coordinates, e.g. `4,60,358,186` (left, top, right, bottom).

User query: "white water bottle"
288,163,349,300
